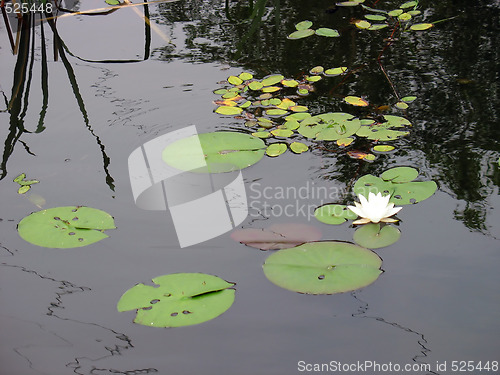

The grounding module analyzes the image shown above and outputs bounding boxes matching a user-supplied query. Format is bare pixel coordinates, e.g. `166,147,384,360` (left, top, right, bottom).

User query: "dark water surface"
1,0,499,374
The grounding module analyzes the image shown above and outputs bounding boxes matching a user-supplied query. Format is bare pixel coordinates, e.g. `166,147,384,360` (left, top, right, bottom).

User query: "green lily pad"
356,115,411,141
18,206,116,248
290,142,309,154
410,23,434,31
395,101,409,109
106,0,120,5
401,96,417,103
281,79,299,87
215,106,243,116
345,96,369,106
365,14,386,21
295,20,313,30
248,81,264,90
262,242,383,294
388,9,403,17
315,28,340,37
310,66,324,75
252,131,271,138
266,108,289,117
372,145,395,152
314,204,358,225
162,132,266,173
354,174,395,198
266,143,287,157
261,74,285,87
299,112,361,141
288,29,315,39
13,173,26,183
391,181,438,205
238,72,253,81
368,24,389,30
117,273,235,327
400,1,417,8
18,185,31,194
271,128,293,137
306,76,322,82
324,67,348,76
381,166,418,183
227,75,243,85
353,223,401,249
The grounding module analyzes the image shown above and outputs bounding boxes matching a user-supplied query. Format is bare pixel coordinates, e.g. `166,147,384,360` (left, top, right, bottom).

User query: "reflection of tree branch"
46,16,116,191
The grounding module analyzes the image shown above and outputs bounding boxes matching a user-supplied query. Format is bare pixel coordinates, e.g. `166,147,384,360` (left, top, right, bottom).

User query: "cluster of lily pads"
314,166,437,248
213,70,415,161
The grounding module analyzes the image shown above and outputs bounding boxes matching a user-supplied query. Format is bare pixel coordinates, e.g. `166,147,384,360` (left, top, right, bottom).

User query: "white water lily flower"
347,192,402,225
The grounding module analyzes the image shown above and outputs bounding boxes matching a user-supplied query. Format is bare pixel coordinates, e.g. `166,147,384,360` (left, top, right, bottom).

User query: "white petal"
353,218,372,225
347,205,365,218
380,217,398,223
358,194,369,206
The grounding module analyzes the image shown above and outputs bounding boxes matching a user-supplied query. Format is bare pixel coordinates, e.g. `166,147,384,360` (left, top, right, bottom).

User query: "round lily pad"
117,273,235,327
227,75,243,85
353,223,401,249
315,28,339,37
299,112,361,141
262,242,383,294
266,143,287,157
314,204,358,225
410,23,433,31
162,131,266,173
324,67,348,76
344,96,369,106
271,128,293,137
290,142,309,154
261,74,285,87
355,20,371,29
295,20,313,30
381,166,418,183
215,106,243,116
18,206,116,248
288,29,315,39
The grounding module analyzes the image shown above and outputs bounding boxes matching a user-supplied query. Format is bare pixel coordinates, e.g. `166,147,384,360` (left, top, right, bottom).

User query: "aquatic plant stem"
377,22,401,99
0,0,16,53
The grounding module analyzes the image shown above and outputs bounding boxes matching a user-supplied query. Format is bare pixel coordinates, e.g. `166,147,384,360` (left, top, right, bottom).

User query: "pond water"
1,0,499,374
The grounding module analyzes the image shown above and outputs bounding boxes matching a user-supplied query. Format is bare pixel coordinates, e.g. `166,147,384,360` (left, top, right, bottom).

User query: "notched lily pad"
266,143,287,157
353,223,401,249
381,166,418,183
314,204,358,225
162,132,266,173
262,241,383,294
17,206,116,248
117,273,235,327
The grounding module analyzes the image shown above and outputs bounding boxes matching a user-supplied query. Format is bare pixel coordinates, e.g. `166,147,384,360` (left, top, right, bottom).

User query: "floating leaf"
388,9,403,17
286,112,311,121
310,66,324,75
337,1,363,6
368,24,389,30
271,128,293,137
215,106,243,116
391,181,438,205
324,67,348,76
410,23,434,31
222,91,239,99
117,273,235,327
401,96,417,103
353,223,401,248
106,0,120,5
288,29,315,39
239,100,251,108
314,204,358,225
18,179,39,186
372,145,395,152
283,120,300,130
365,14,386,21
344,96,369,106
261,86,281,93
13,173,26,183
337,137,354,146
18,185,31,194
248,81,264,90
266,143,287,157
315,28,340,37
289,105,308,112
355,20,371,29
266,108,289,117
381,166,418,183
18,206,116,248
347,150,374,160
239,72,253,81
252,131,271,138
306,76,322,82
356,115,411,141
281,79,299,87
408,10,421,15
295,20,313,30
231,223,321,250
261,74,285,87
299,112,361,141
262,242,383,294
162,132,266,173
227,75,243,85
400,1,417,9
290,142,309,154
398,12,412,21
395,101,409,109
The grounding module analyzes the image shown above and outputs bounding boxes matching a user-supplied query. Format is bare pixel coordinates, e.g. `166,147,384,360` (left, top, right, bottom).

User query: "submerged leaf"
231,223,321,250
